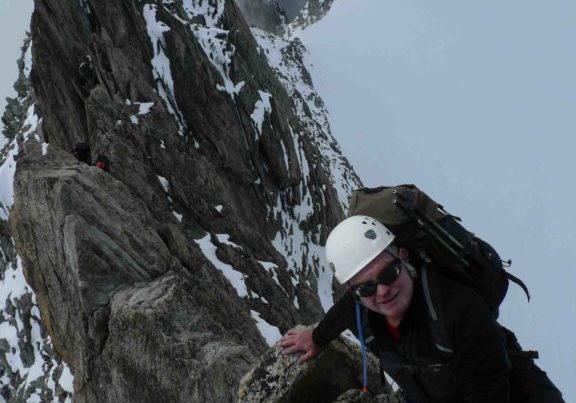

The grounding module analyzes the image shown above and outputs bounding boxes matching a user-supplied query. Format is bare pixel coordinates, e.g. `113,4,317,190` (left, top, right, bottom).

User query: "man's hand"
277,327,321,363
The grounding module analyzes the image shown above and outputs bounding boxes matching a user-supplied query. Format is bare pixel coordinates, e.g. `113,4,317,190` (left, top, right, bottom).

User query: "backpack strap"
419,251,454,355
421,255,536,363
506,271,531,302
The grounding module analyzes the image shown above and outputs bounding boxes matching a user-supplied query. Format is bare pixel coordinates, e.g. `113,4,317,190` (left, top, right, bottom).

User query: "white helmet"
326,215,396,284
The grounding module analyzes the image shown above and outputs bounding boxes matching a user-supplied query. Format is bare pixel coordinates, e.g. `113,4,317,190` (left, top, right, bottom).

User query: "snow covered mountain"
0,0,363,401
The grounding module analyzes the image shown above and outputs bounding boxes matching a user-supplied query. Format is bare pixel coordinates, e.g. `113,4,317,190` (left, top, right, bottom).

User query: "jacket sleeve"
450,293,511,403
312,291,357,347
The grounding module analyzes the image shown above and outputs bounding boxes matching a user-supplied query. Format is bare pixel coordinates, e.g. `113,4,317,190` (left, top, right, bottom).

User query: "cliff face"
1,0,362,401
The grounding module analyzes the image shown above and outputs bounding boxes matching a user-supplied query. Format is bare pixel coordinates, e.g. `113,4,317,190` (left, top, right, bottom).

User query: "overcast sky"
298,0,575,400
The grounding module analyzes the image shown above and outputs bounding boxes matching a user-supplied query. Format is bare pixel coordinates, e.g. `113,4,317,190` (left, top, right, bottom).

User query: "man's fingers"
281,345,301,355
277,327,317,363
277,335,296,347
277,337,288,346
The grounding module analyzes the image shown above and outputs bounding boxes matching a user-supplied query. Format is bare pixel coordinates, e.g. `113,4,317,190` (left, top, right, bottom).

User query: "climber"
94,154,110,172
72,142,91,164
278,215,565,402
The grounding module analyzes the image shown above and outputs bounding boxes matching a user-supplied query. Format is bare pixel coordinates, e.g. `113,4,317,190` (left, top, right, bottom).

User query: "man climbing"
278,213,564,402
94,154,110,171
72,142,91,164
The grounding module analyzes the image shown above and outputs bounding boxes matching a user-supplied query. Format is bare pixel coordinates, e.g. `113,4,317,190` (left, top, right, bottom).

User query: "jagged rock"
238,328,392,403
11,140,267,402
4,0,362,401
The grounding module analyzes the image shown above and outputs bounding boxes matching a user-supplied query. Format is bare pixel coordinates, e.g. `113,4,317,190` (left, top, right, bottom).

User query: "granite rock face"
11,142,264,401
4,0,366,401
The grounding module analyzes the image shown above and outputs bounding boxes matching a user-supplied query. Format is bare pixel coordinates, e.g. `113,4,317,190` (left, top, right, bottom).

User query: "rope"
355,302,369,392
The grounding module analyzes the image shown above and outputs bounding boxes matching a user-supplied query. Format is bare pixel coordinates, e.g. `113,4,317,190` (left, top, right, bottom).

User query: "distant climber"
78,54,98,91
72,142,91,164
95,154,110,172
278,185,565,403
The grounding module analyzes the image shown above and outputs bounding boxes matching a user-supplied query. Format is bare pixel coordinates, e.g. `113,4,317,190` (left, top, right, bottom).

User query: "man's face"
348,249,414,327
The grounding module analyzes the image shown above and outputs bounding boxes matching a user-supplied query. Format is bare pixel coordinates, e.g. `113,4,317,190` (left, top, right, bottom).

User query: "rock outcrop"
2,0,365,401
238,330,397,403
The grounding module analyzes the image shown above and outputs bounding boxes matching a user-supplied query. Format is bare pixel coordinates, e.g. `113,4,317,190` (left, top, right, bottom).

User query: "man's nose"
376,282,392,297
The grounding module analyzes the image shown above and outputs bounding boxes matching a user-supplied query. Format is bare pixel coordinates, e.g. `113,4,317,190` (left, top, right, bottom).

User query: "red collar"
386,321,401,341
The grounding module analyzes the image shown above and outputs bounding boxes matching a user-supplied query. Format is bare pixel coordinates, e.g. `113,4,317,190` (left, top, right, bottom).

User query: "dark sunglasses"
351,258,403,298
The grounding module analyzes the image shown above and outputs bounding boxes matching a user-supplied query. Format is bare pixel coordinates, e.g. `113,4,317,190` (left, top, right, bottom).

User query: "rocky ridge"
0,0,376,401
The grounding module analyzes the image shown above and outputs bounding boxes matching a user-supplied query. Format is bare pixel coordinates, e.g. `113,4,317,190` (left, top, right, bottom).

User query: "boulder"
238,328,397,403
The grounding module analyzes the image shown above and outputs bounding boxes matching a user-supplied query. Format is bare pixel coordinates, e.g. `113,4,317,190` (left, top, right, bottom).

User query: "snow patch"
214,204,223,212
143,4,185,134
258,260,283,291
157,175,169,192
176,1,244,99
137,102,154,115
181,0,225,27
194,234,248,297
216,234,243,250
251,91,272,138
23,39,33,77
194,25,244,97
250,310,282,346
22,105,40,142
0,142,19,220
172,211,182,222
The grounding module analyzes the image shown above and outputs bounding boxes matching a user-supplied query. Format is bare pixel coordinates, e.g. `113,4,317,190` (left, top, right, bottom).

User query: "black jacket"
312,274,510,403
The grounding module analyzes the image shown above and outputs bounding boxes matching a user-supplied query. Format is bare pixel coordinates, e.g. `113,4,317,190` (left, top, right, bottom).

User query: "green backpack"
348,184,530,353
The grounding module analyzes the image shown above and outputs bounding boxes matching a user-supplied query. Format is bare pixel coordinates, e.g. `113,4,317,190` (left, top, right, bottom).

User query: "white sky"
298,0,576,401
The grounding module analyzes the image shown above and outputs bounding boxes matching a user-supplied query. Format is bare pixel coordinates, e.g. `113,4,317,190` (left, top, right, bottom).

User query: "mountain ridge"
0,0,369,401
